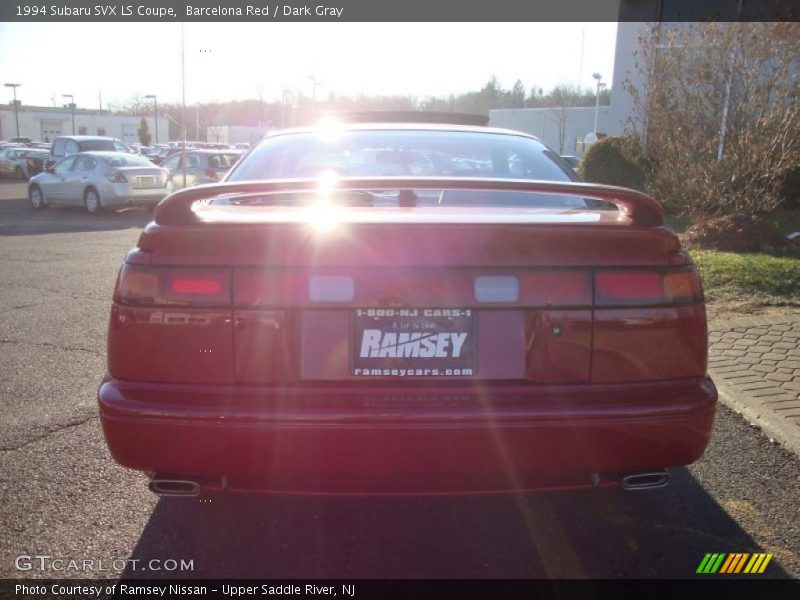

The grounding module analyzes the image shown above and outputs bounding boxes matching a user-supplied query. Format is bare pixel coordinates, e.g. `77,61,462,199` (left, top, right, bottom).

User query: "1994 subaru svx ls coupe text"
98,123,717,496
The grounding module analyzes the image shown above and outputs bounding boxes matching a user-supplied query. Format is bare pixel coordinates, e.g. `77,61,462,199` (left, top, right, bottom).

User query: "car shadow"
120,468,791,579
0,197,153,236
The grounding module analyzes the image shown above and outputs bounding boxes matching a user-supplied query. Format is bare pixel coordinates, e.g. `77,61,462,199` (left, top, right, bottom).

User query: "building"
489,17,644,156
0,105,169,144
489,106,614,156
206,125,274,146
206,125,275,146
489,0,789,155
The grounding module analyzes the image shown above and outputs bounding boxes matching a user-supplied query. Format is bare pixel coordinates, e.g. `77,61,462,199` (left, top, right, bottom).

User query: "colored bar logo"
696,552,773,574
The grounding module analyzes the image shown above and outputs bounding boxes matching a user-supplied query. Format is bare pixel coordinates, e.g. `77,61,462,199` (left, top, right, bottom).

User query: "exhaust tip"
149,478,201,497
621,470,670,491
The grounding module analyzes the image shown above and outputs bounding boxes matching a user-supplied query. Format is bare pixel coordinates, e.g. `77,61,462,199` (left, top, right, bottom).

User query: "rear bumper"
100,182,167,207
98,377,717,494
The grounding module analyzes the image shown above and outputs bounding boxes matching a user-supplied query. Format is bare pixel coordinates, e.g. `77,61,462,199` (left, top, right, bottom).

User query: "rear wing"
153,177,665,228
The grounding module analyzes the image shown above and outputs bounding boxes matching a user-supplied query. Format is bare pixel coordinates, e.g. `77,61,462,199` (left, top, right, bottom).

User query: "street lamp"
308,75,320,102
62,94,76,134
583,73,605,151
144,94,158,144
282,89,295,127
592,72,604,134
4,83,21,139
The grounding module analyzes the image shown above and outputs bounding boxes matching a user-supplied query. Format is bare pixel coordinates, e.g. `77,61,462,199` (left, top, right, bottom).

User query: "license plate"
351,308,476,377
137,176,156,187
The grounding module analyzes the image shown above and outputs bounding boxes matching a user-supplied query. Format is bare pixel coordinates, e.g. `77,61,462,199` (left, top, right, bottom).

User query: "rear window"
228,130,578,182
104,155,152,167
225,130,589,209
209,153,241,169
78,139,116,152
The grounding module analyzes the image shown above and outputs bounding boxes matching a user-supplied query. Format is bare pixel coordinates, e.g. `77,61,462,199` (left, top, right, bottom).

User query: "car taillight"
106,171,127,183
204,169,219,181
520,270,592,307
115,264,231,306
594,268,702,307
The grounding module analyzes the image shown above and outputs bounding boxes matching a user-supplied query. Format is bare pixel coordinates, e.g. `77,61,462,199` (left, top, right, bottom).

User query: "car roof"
264,122,540,142
80,151,144,159
55,135,116,141
175,149,243,154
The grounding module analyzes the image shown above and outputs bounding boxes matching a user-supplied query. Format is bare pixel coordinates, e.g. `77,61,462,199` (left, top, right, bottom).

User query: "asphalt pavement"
1,179,799,580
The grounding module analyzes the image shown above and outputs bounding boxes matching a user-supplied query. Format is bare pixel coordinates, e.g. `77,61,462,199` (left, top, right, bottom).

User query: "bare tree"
548,83,581,154
630,22,800,218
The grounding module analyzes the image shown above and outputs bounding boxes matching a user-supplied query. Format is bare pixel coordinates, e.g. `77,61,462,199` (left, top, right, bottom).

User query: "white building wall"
206,125,272,145
490,106,614,157
0,107,169,144
607,21,651,135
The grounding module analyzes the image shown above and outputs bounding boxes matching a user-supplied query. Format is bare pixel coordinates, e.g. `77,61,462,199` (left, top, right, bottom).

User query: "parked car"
99,121,716,497
47,135,132,168
208,143,233,150
143,145,174,165
561,154,581,173
161,149,243,191
0,147,49,179
28,151,169,213
23,149,51,179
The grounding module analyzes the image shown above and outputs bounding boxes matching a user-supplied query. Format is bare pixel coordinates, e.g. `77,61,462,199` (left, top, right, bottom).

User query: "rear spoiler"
153,177,665,228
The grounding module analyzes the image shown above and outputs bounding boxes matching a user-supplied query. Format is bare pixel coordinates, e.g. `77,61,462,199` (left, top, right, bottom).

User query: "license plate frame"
350,308,476,378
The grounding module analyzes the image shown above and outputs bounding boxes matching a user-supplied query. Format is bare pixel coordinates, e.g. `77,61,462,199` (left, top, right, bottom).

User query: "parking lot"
1,178,799,579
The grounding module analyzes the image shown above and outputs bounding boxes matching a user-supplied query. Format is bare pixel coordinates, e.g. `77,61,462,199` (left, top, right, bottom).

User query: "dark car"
0,147,48,179
160,149,244,191
561,154,581,173
99,121,716,497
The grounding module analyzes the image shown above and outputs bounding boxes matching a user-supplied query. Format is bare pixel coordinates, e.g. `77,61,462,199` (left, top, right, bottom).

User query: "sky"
0,22,617,109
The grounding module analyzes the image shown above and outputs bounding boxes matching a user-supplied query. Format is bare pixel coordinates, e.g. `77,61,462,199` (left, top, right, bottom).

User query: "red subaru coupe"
98,120,717,496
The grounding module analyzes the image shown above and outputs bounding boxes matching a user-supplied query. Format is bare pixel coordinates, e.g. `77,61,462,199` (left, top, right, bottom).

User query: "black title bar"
1,0,797,22
4,579,800,600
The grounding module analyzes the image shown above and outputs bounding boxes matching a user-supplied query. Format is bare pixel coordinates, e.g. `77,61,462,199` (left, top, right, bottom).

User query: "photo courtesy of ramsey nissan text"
1,1,799,599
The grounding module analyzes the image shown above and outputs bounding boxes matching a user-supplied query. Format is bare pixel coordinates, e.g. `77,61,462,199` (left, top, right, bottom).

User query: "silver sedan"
28,152,170,214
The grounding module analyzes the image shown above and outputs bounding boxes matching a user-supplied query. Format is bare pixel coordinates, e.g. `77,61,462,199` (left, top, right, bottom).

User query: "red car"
99,122,717,496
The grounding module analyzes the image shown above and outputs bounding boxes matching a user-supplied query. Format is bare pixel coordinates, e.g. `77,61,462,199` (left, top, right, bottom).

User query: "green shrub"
579,135,646,191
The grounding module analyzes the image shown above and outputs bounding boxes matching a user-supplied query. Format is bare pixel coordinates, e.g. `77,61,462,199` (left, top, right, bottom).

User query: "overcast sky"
0,22,617,108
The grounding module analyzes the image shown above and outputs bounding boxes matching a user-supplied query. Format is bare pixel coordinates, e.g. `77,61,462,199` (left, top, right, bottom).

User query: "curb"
707,314,798,333
713,378,800,458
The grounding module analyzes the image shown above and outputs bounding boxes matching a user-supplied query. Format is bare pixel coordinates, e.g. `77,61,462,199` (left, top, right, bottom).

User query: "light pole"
592,72,603,134
308,75,320,102
144,94,158,144
62,94,75,134
583,73,605,151
282,89,295,127
4,83,21,139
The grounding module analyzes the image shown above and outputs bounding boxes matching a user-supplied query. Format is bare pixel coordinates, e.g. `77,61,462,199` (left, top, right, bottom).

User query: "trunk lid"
108,179,707,388
116,166,167,189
